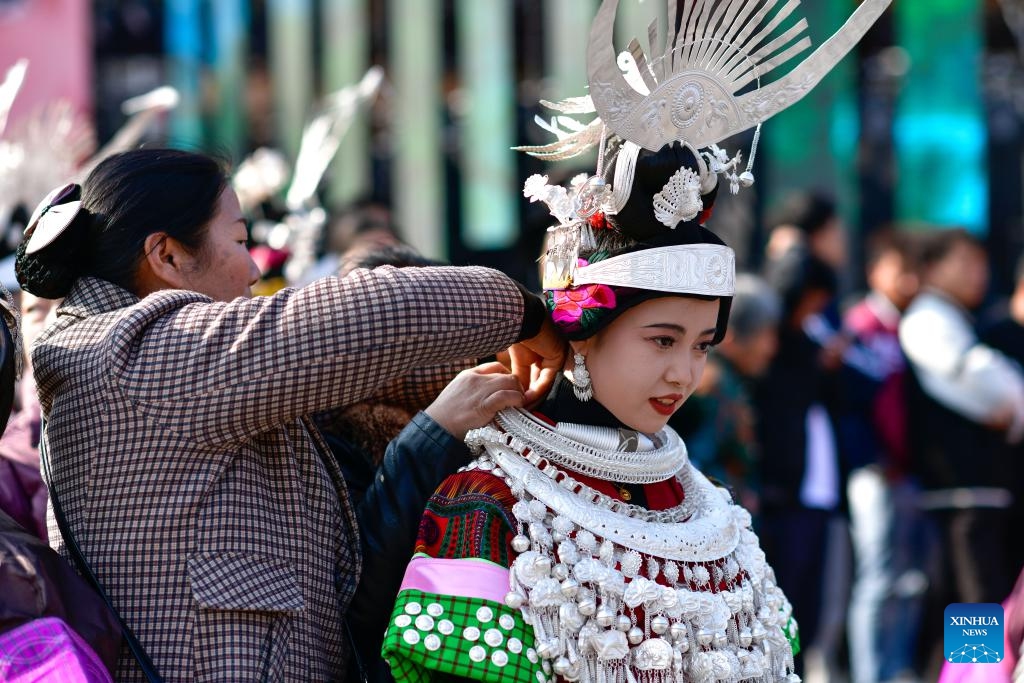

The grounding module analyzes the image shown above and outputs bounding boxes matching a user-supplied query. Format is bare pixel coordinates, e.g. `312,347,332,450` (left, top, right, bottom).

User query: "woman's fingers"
480,388,524,414
518,318,566,404
508,318,567,398
524,365,560,406
477,374,525,408
493,349,512,371
525,319,567,368
426,363,526,441
474,361,513,376
507,343,536,394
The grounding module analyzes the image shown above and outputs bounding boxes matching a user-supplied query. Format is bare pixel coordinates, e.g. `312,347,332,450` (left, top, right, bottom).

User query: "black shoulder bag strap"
344,619,372,683
39,425,164,682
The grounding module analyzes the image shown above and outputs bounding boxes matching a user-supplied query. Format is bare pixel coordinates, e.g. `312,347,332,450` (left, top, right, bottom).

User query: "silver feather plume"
587,0,892,152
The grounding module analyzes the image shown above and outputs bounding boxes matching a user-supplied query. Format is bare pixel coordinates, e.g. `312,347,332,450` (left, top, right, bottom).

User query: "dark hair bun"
611,142,718,242
15,211,90,298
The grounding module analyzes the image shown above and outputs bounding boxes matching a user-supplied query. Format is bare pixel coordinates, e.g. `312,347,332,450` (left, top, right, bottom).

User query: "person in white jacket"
900,230,1024,445
899,227,1023,619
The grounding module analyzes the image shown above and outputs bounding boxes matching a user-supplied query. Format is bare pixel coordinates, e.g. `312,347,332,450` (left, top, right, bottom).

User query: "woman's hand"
507,317,566,406
424,362,525,441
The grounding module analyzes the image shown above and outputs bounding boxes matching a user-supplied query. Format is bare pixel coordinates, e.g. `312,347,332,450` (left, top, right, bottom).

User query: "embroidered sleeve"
383,471,546,683
384,569,542,683
415,470,518,565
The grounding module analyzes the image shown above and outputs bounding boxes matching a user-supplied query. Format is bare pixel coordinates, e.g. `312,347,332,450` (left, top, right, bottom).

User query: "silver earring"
572,352,593,402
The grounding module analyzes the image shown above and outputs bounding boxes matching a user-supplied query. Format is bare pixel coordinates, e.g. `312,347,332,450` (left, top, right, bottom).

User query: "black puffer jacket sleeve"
347,411,472,681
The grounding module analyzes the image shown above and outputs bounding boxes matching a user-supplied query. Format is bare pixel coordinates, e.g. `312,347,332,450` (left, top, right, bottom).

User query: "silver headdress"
234,66,385,286
523,0,891,294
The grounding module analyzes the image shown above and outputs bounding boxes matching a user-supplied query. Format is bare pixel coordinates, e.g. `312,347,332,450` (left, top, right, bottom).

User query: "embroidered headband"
573,244,734,296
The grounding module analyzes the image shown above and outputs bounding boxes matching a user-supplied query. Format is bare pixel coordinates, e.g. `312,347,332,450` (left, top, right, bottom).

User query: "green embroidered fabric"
383,589,544,683
785,616,801,658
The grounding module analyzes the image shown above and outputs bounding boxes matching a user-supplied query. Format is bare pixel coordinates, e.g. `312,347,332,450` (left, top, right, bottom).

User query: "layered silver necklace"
465,409,799,683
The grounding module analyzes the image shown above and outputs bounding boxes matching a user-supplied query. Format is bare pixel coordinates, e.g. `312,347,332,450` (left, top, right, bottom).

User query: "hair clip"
25,183,83,255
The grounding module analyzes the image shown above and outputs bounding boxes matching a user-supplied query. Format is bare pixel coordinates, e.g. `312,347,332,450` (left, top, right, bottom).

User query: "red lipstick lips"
649,394,683,416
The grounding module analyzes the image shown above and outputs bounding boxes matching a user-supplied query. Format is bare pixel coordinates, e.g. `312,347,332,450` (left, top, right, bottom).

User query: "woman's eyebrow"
643,323,686,334
642,323,717,337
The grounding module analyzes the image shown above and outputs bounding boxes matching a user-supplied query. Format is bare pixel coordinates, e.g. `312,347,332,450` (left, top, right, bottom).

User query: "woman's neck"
536,373,629,431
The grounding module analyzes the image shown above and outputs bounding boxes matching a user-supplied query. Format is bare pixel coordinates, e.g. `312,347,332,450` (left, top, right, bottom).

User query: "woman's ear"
568,339,591,357
141,233,192,292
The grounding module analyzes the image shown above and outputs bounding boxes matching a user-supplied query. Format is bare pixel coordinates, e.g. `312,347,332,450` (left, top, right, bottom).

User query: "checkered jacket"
32,268,527,682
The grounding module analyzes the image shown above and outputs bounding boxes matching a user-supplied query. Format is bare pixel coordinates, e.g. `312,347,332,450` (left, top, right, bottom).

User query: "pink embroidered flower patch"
549,260,617,333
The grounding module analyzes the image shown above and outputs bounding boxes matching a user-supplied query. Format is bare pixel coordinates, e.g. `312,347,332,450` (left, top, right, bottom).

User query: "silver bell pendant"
505,591,526,609
511,534,530,553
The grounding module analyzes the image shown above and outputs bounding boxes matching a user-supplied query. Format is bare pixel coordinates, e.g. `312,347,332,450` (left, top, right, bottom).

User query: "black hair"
916,228,981,273
730,274,782,341
16,148,229,298
344,243,444,271
765,248,838,321
769,189,837,236
567,142,732,343
610,143,718,242
865,228,918,272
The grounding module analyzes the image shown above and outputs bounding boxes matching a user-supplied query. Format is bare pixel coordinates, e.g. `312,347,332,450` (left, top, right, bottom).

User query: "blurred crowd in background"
4,1,1024,682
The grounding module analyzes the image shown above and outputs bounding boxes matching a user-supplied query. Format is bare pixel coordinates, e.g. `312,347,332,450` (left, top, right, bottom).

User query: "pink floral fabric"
548,260,617,334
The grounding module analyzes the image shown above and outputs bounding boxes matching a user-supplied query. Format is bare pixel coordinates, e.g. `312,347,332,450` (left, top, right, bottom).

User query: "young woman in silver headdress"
381,1,889,681
383,149,800,683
